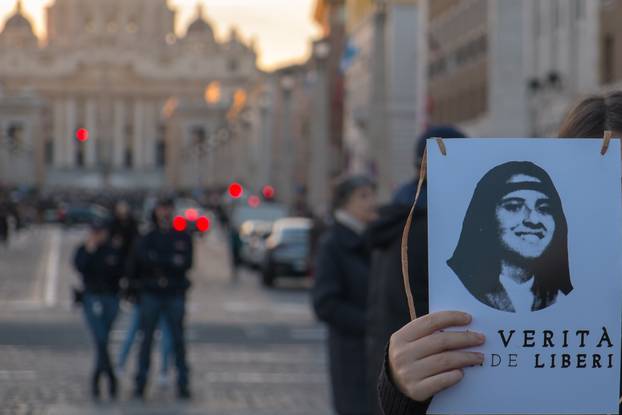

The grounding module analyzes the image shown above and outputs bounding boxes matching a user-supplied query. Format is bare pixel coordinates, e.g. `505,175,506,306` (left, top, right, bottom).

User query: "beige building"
421,0,622,138
0,0,260,189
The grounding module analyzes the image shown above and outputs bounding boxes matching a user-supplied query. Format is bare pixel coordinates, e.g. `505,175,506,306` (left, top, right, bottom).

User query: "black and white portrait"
447,161,573,313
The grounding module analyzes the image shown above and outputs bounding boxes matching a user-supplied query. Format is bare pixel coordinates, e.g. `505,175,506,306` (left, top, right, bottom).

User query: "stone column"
85,98,97,167
308,50,330,217
52,98,64,168
113,99,125,168
143,101,157,169
65,98,76,168
133,100,144,169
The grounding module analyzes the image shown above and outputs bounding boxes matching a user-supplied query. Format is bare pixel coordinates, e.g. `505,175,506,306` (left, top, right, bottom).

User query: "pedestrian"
73,220,124,400
131,197,192,400
312,175,378,415
377,92,622,414
365,126,466,414
108,199,138,261
109,199,174,384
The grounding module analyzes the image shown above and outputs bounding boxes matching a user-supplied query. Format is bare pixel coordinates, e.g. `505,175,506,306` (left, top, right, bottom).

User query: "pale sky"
0,0,322,70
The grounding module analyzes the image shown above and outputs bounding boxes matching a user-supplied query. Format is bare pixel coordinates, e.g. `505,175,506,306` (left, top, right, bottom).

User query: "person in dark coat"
131,197,193,400
365,126,465,414
73,220,124,400
377,93,622,414
108,199,138,264
312,175,378,415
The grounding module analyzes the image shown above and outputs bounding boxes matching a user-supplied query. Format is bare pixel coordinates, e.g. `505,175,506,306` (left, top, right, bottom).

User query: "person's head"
153,197,174,229
558,91,622,139
114,200,130,219
89,220,109,244
332,175,378,224
448,161,572,303
414,125,467,171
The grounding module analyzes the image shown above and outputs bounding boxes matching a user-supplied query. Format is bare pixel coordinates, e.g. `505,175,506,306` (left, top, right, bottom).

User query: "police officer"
73,220,123,400
132,197,192,399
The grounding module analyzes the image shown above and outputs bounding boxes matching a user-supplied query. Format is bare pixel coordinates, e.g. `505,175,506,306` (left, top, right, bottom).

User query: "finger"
417,351,484,378
397,311,472,343
408,331,485,360
410,369,464,402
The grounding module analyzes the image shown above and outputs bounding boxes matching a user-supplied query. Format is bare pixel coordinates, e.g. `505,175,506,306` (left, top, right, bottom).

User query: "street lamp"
280,74,295,208
309,39,331,216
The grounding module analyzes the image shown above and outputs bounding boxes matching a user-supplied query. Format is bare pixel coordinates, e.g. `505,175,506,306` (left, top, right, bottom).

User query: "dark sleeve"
73,245,92,274
378,346,431,415
312,236,366,336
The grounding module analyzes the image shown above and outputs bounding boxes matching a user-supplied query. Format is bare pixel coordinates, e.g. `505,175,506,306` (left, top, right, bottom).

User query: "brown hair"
558,91,622,138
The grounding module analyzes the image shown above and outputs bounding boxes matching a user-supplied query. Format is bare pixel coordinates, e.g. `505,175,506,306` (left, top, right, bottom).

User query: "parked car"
239,220,273,268
59,204,109,227
174,198,212,235
261,218,313,287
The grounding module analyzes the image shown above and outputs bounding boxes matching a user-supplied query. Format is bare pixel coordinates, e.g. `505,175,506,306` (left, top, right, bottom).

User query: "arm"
312,237,366,336
73,245,93,274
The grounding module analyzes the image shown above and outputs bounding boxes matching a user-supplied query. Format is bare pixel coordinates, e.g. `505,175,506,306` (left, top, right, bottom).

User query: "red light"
262,185,275,199
76,128,89,142
173,216,187,232
196,216,210,232
185,208,198,221
248,196,261,208
228,182,243,199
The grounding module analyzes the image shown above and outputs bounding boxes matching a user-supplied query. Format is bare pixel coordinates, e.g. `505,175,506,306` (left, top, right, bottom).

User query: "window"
156,140,166,167
6,123,23,153
156,124,166,167
552,0,560,30
228,59,239,72
574,0,585,19
603,34,615,84
45,139,53,165
76,142,85,167
124,145,133,168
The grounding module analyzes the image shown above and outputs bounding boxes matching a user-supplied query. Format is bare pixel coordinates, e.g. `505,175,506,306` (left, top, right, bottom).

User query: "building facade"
0,0,260,189
422,0,621,138
342,0,420,201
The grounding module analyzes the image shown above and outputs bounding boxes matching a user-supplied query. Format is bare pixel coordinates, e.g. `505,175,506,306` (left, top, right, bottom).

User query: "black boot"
91,371,101,400
107,371,118,399
178,384,191,400
133,383,146,400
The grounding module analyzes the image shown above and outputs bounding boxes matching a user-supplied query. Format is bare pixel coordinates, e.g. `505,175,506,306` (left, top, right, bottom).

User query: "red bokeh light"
76,128,89,142
196,216,210,232
228,182,243,199
172,216,187,232
185,208,198,221
262,185,275,199
248,196,261,208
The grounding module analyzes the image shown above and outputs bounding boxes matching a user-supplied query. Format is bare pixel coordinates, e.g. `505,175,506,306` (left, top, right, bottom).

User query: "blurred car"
59,204,109,226
231,202,288,231
261,218,313,287
173,198,212,235
239,220,273,268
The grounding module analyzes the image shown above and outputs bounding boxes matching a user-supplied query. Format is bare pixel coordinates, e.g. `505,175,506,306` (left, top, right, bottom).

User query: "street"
0,225,331,415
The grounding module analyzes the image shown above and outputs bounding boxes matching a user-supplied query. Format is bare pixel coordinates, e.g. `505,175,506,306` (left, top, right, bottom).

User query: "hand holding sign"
388,311,485,402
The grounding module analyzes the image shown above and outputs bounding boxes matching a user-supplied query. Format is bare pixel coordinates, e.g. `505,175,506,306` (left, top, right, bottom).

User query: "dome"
3,1,34,35
186,4,214,37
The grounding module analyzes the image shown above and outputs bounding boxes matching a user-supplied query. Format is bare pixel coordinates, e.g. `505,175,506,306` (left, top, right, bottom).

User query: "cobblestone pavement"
0,225,333,415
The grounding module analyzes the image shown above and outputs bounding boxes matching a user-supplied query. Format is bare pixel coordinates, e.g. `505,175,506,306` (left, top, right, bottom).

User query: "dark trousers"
82,293,119,379
135,293,189,390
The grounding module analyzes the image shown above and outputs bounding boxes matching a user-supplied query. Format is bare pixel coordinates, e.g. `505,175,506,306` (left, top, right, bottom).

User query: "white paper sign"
427,139,622,414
